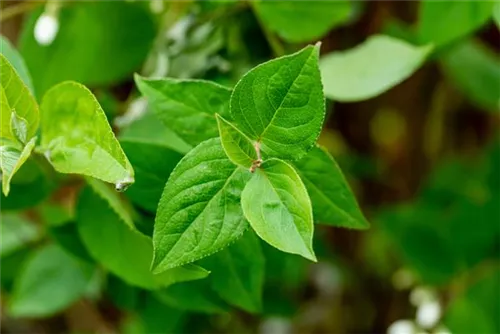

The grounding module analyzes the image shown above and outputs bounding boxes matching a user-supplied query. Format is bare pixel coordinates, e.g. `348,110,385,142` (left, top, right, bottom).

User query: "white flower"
387,319,417,334
34,13,59,46
416,300,441,329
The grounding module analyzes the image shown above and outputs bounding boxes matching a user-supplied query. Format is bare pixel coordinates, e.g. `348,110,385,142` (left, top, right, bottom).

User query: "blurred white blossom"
34,13,59,46
388,319,417,334
416,300,441,329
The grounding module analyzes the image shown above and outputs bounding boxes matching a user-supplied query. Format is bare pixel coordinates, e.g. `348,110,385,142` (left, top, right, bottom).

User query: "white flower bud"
34,13,59,46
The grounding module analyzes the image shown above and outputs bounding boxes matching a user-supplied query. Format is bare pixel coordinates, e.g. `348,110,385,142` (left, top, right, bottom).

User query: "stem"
254,141,262,161
0,1,44,22
249,1,285,57
250,141,263,173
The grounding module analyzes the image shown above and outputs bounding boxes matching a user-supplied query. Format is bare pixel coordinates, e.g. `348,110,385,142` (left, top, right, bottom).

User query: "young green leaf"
0,54,39,141
241,158,316,261
253,1,352,43
19,2,156,97
230,44,325,161
293,146,369,229
120,140,183,212
320,35,432,102
0,137,37,196
77,186,210,289
0,157,55,210
40,81,134,189
0,36,34,94
135,75,232,147
216,113,258,169
10,112,29,144
200,231,265,313
0,214,41,257
418,1,495,46
8,244,95,318
440,40,500,112
153,138,252,273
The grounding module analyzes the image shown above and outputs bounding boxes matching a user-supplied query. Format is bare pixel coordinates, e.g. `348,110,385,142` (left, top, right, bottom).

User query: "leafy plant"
1,1,498,333
1,35,366,319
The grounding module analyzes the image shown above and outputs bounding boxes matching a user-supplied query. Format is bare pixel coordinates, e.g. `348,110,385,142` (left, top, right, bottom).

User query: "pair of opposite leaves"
150,44,366,274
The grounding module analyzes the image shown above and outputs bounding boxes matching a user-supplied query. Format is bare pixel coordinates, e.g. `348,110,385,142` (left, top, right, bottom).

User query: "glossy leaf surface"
230,44,324,160
320,35,432,102
241,159,316,261
40,81,134,187
153,138,251,273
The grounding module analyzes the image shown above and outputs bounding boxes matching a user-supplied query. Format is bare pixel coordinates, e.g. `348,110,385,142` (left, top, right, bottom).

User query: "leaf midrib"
258,47,315,141
159,166,241,268
258,167,306,245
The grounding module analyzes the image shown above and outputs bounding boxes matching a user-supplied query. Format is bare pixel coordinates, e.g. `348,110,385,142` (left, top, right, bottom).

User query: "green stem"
249,1,285,57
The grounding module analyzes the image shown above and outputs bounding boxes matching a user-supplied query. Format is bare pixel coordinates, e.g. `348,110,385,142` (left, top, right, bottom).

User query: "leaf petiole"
250,142,263,173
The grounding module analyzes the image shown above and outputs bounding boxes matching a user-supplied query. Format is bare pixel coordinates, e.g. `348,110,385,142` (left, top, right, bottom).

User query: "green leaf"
379,204,460,284
119,110,192,155
294,146,369,229
8,244,95,318
0,54,39,141
0,157,55,210
241,158,316,261
135,75,232,147
440,40,500,112
40,81,134,188
107,275,140,311
417,0,495,46
86,177,136,230
10,112,29,144
155,280,228,314
1,248,32,291
0,35,34,94
77,186,209,289
230,44,324,161
0,214,41,257
201,231,265,313
444,269,500,334
494,3,500,29
0,137,37,196
120,294,185,334
320,35,432,102
120,140,183,212
138,295,186,334
448,199,499,268
48,222,93,263
152,138,252,273
19,2,156,96
216,113,257,169
253,1,352,43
